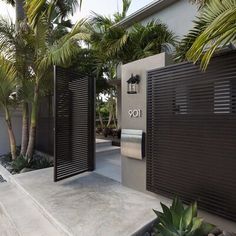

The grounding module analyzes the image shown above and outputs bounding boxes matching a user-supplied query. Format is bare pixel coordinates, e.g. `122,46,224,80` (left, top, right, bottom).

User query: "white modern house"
115,0,198,129
117,0,236,231
116,0,198,37
0,1,236,235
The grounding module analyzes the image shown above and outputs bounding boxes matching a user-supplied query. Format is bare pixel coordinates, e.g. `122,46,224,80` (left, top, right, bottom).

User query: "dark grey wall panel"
147,51,236,221
54,66,95,181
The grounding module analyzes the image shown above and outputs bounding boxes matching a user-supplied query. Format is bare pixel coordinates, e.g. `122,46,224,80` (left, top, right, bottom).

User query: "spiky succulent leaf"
171,197,185,216
182,205,193,229
153,197,215,236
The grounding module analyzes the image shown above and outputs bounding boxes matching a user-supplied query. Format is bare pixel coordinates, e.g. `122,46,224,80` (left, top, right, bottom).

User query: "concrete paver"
13,168,168,236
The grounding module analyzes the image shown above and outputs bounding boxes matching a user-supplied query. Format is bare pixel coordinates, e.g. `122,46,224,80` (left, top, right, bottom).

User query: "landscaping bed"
143,225,236,236
0,148,53,175
141,197,236,236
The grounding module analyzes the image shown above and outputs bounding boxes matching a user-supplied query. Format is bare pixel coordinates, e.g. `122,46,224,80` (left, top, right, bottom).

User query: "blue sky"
0,0,154,22
76,0,154,19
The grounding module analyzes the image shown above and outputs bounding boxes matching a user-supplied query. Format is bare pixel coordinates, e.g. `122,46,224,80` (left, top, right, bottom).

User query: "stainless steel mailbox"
121,129,145,160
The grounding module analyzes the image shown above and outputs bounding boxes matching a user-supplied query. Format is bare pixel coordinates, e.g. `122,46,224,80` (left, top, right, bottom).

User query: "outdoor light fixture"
127,74,140,94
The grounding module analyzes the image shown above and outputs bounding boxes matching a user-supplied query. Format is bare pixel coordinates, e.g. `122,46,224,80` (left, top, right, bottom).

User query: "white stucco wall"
138,0,198,38
121,53,173,192
0,110,22,155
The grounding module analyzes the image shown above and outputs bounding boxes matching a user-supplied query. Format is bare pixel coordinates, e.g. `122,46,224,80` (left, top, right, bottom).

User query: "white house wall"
121,53,173,192
0,111,22,155
135,0,198,38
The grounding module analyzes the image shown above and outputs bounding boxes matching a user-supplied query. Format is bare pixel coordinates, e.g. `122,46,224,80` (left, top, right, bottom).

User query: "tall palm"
24,0,87,159
3,0,34,157
3,0,81,156
0,17,33,156
87,0,132,128
0,57,17,160
0,0,85,158
177,0,236,70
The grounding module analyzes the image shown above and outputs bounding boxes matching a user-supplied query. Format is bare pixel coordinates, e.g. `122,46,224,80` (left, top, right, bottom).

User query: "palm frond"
101,27,129,57
53,0,79,19
0,17,16,60
26,0,82,27
38,19,88,71
0,57,17,108
125,20,176,63
114,0,132,22
189,0,209,8
90,12,113,30
186,0,236,70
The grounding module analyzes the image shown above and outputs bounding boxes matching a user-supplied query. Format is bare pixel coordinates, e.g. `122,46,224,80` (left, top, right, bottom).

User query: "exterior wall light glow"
127,74,140,94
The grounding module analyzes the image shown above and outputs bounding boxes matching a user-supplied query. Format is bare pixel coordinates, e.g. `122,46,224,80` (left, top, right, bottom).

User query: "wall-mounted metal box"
121,129,145,160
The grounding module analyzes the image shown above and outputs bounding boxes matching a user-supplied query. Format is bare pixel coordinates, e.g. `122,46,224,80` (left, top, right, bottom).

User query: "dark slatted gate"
54,66,95,181
147,51,236,221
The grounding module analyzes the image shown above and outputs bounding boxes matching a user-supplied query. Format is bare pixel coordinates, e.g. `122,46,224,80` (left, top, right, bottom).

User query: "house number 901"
128,109,142,118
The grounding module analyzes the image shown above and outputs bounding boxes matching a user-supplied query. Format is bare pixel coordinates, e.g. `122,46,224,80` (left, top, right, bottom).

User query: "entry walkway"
95,139,121,182
12,168,165,236
0,182,64,236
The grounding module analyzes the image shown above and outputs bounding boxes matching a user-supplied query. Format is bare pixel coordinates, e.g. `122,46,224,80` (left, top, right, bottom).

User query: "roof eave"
115,0,179,28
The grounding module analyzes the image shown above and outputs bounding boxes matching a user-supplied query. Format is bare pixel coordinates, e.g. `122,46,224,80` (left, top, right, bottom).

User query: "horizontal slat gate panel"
54,67,95,182
147,51,236,221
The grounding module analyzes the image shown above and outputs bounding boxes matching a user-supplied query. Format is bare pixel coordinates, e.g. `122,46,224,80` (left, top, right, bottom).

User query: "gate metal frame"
146,51,236,221
54,66,95,182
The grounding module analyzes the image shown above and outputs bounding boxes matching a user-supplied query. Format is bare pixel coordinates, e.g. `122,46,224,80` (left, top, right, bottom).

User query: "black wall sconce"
127,74,140,94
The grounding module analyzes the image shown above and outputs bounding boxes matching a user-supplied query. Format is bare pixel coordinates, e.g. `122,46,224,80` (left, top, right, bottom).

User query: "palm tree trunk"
26,82,39,160
15,0,28,156
4,107,17,160
107,111,113,127
98,110,104,128
112,113,117,129
20,102,29,156
15,0,25,30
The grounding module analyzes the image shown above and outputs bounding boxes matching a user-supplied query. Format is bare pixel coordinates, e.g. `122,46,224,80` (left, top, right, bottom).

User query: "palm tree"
24,0,87,159
26,0,82,27
2,0,34,157
0,57,18,160
88,1,176,128
177,0,236,70
0,0,85,159
117,21,176,64
87,0,132,128
0,17,33,156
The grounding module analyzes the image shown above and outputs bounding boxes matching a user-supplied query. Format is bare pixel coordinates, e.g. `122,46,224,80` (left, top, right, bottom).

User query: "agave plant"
153,197,214,236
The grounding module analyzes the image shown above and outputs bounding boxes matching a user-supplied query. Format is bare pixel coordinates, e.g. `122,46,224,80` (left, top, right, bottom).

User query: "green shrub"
29,156,53,170
0,153,12,163
12,155,28,172
153,197,214,236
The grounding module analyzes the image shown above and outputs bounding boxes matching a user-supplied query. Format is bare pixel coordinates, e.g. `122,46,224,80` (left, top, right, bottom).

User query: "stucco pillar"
121,53,173,193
